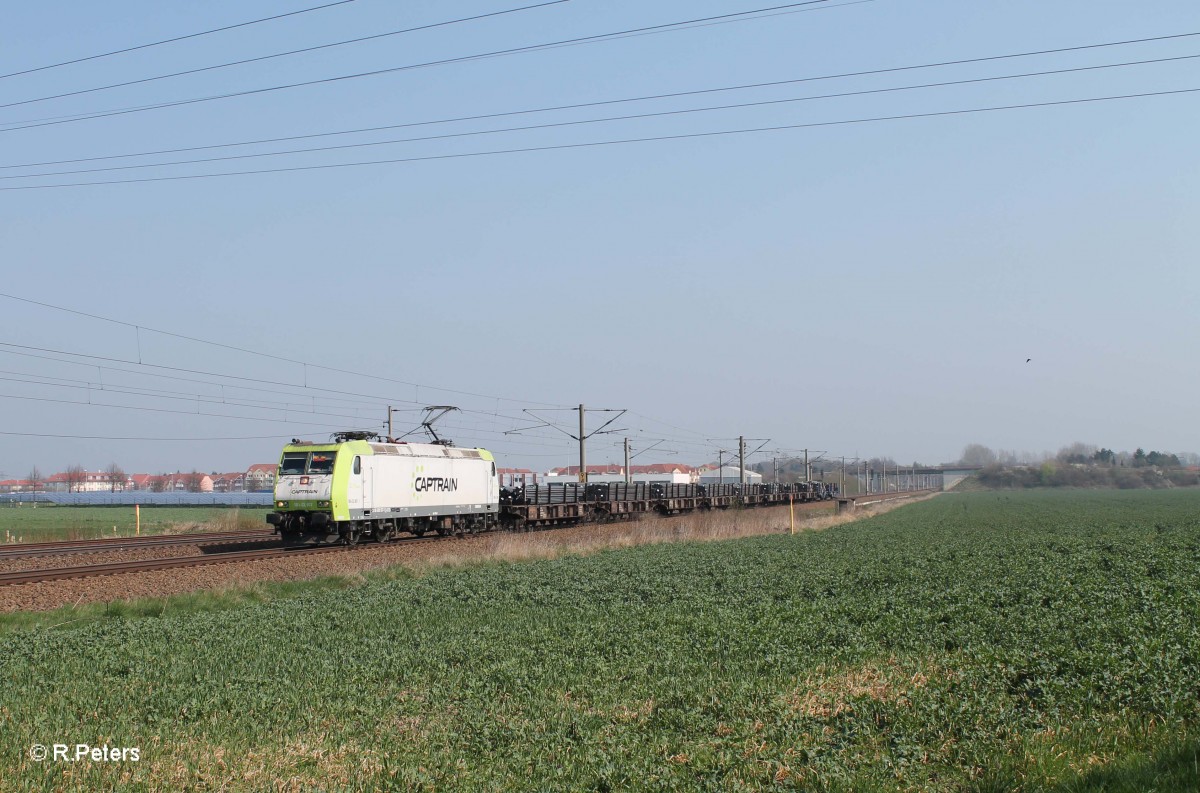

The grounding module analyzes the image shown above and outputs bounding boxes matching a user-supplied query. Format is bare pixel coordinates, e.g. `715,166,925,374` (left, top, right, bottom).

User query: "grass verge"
0,505,270,544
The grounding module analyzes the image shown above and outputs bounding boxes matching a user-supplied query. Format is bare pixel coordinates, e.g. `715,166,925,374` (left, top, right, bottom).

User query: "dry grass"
784,657,940,719
162,508,267,536
417,492,940,572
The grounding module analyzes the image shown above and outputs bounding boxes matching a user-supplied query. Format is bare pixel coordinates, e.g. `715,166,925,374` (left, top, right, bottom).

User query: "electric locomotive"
267,431,500,545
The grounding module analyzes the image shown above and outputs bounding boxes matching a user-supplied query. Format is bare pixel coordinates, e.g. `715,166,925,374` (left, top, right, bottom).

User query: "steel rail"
0,496,910,588
0,530,278,558
0,545,342,586
0,535,449,586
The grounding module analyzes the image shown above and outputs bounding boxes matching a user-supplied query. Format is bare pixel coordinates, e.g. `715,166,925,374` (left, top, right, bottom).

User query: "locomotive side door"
346,455,364,511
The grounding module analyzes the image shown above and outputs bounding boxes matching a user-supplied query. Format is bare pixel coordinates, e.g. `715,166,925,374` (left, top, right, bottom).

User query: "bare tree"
64,465,87,493
26,465,43,492
959,444,998,467
1056,442,1098,465
150,473,168,493
996,449,1025,466
185,470,204,493
105,462,126,492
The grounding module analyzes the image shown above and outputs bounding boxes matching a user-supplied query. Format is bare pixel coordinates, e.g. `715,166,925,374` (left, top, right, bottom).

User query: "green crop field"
2,490,1198,791
0,505,270,543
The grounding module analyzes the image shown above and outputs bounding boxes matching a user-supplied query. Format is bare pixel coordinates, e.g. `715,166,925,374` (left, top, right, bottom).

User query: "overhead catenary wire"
0,387,581,447
0,351,822,462
3,85,1195,191
2,52,1193,182
0,0,845,133
3,29,1193,172
0,343,994,464
0,346,427,413
0,340,522,413
0,343,623,454
0,0,360,81
0,372,395,425
0,430,335,441
0,391,370,428
0,345,555,436
0,1,572,110
0,294,573,407
0,345,595,455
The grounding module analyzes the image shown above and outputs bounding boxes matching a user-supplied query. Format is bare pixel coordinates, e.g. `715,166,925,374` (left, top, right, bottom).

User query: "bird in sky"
1026,358,1032,363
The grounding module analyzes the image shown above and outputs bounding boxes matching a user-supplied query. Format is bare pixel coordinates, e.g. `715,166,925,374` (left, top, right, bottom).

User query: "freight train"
267,431,838,545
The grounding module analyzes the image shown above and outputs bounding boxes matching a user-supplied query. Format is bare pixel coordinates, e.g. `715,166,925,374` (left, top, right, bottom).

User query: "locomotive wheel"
375,525,394,543
342,527,361,547
411,527,426,538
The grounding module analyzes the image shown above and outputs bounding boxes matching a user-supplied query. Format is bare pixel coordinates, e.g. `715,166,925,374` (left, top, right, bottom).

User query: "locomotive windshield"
280,453,307,475
309,453,336,474
279,451,338,476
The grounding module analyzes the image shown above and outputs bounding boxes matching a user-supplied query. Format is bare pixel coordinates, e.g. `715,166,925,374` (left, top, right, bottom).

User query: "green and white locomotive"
266,432,500,545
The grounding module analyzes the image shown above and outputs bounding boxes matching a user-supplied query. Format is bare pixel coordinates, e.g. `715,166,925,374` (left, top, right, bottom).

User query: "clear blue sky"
0,0,1196,477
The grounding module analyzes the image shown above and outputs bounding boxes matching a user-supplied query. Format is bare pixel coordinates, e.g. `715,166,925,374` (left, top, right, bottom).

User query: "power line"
0,1,868,135
0,391,362,428
0,1,571,110
0,430,319,441
3,52,1192,182
0,343,596,452
0,0,844,133
4,85,1193,191
0,372,382,425
0,391,582,451
0,340,518,413
0,1,360,81
3,29,1191,172
0,346,420,412
0,294,572,407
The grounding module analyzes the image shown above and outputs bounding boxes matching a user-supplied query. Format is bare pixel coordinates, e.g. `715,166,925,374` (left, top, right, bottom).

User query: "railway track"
0,536,445,587
0,496,929,589
837,489,937,509
0,530,279,559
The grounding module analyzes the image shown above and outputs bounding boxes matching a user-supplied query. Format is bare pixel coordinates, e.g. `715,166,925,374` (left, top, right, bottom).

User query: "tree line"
21,465,212,493
958,443,1198,469
957,442,1200,490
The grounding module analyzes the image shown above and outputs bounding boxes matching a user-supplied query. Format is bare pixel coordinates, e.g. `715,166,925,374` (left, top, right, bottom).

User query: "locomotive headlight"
276,501,286,508
319,501,330,507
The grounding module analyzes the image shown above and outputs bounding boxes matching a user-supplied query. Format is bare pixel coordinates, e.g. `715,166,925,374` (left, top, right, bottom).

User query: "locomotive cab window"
279,453,307,476
309,453,336,475
352,456,361,475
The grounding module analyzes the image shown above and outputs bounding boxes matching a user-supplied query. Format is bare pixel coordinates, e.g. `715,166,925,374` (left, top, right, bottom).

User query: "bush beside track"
2,489,1198,791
